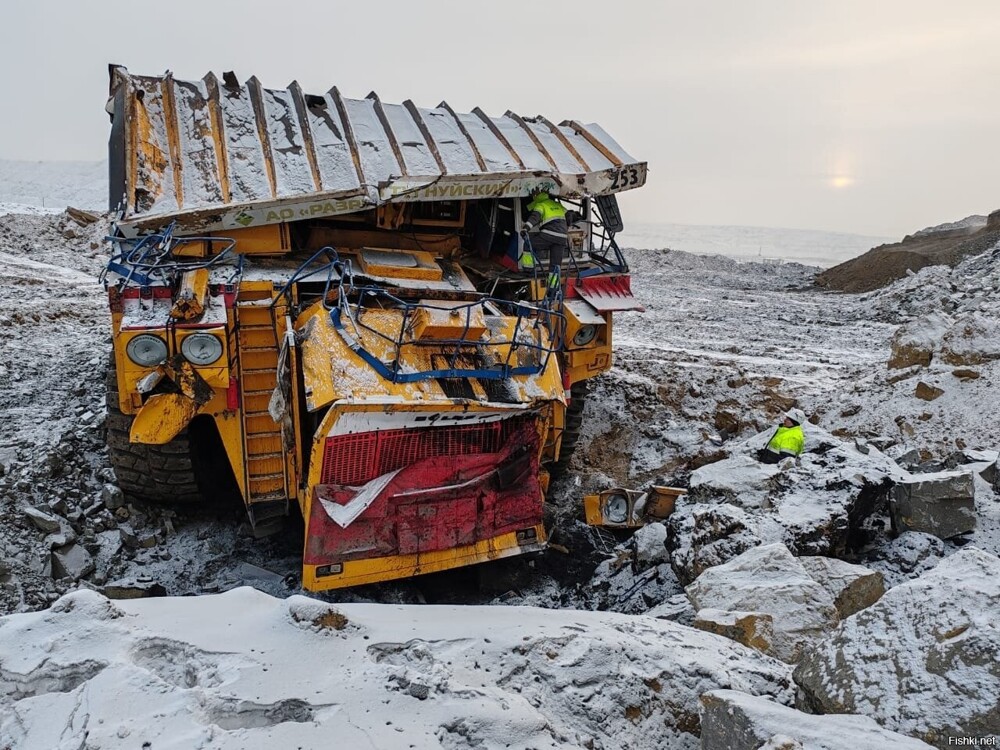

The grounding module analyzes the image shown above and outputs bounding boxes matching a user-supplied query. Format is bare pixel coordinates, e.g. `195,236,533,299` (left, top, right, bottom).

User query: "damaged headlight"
572,324,598,347
126,334,167,367
181,333,224,366
603,492,629,524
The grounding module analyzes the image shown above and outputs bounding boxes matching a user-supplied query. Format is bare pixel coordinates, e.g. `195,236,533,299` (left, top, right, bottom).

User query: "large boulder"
686,544,839,663
887,312,951,369
798,556,885,618
794,548,1000,747
939,311,1000,365
890,470,976,539
700,690,934,750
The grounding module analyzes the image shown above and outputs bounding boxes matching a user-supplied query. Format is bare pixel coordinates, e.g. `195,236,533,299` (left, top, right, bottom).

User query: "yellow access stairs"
235,294,290,529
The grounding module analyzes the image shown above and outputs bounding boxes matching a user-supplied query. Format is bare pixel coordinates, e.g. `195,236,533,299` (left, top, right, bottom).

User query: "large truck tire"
553,381,588,474
105,358,202,503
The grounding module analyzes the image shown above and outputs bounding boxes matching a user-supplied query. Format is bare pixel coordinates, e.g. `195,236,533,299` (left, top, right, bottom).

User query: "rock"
645,592,696,625
23,506,63,533
891,471,976,539
667,502,767,586
939,312,1000,365
102,576,166,599
632,523,669,567
799,556,885,618
117,523,157,549
795,548,1000,747
50,543,95,581
693,609,774,652
699,690,935,750
914,381,944,401
887,313,951,369
893,448,923,469
865,531,945,587
961,449,999,488
100,482,125,510
118,523,138,548
687,454,782,509
950,367,980,380
236,562,286,585
91,529,123,579
685,544,839,663
44,529,78,550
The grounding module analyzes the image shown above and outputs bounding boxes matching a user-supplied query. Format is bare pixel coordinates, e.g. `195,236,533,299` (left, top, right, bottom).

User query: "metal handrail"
326,258,565,384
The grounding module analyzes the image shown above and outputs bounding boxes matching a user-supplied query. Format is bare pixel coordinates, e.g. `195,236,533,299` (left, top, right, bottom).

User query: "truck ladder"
235,296,290,524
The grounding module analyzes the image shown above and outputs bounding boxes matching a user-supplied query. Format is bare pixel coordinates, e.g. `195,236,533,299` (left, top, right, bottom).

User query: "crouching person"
757,408,806,464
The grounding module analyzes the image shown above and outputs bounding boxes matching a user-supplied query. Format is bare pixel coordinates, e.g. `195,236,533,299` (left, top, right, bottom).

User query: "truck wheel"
105,358,202,503
553,381,588,473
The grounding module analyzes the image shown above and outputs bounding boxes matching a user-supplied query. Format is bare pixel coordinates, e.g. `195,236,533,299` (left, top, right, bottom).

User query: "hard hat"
784,408,806,425
530,187,550,199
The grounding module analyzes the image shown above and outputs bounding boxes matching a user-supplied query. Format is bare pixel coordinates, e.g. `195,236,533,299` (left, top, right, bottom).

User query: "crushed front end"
294,262,562,589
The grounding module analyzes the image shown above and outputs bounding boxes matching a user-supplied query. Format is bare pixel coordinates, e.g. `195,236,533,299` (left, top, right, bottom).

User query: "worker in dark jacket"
519,189,567,296
757,408,806,464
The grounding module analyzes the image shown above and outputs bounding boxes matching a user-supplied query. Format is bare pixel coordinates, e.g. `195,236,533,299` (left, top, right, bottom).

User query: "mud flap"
129,393,199,445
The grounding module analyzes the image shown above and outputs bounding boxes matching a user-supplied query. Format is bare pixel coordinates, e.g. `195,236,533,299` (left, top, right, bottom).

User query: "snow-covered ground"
0,159,106,213
617,222,893,267
0,586,795,749
1,176,998,746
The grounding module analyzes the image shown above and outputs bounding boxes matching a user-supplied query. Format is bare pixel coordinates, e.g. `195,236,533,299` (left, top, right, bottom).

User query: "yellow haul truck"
104,66,647,591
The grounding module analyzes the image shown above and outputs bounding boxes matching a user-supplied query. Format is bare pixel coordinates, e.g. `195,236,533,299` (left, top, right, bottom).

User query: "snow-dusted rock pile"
794,547,1000,747
823,242,1000,458
685,543,885,664
0,587,796,750
666,424,900,584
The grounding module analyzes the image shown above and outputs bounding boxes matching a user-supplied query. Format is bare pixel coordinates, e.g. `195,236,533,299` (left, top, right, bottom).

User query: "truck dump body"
108,66,646,233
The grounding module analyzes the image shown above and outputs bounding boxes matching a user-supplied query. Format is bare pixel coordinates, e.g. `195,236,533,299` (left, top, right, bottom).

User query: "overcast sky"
1,1,997,237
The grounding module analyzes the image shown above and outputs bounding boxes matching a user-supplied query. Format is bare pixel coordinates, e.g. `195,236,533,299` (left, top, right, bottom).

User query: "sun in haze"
828,174,855,189
825,148,857,190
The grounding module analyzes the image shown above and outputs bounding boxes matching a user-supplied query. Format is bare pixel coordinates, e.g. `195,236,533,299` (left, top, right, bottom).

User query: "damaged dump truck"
103,66,647,591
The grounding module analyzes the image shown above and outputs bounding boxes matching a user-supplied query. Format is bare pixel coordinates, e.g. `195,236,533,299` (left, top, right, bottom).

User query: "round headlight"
181,333,223,366
126,334,167,367
604,493,629,524
573,324,598,347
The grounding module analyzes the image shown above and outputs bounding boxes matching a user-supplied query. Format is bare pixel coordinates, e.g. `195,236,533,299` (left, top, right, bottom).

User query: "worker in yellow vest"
757,408,806,464
519,189,567,297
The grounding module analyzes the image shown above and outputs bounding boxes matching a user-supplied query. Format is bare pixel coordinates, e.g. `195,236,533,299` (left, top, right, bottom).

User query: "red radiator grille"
321,416,531,486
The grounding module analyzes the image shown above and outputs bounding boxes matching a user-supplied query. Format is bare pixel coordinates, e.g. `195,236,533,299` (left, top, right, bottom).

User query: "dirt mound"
815,213,1000,293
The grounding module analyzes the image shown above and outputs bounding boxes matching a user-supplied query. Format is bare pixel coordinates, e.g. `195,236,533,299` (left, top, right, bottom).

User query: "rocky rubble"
795,547,1000,747
821,241,1000,459
666,424,900,585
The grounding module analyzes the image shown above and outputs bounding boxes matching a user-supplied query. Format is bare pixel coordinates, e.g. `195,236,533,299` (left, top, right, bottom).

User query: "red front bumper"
304,419,543,571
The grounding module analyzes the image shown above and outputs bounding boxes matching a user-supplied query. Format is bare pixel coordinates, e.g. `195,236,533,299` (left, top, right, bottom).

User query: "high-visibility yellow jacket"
525,192,567,231
766,424,804,456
